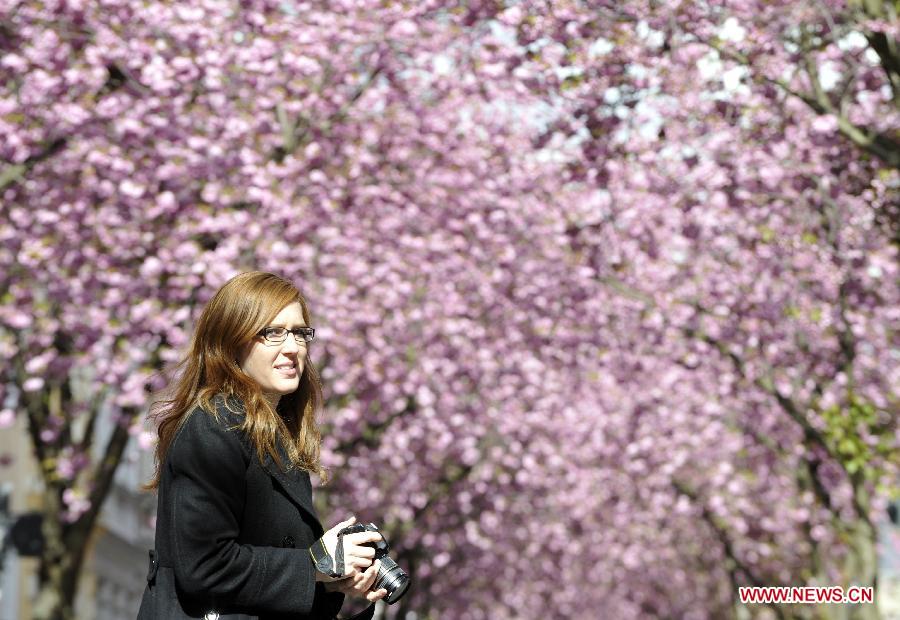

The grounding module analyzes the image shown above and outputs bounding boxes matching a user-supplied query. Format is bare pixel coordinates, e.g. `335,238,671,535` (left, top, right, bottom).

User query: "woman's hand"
314,516,385,581
323,559,389,603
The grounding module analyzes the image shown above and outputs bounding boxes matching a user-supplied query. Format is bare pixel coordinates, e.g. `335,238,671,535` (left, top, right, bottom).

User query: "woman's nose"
281,335,300,354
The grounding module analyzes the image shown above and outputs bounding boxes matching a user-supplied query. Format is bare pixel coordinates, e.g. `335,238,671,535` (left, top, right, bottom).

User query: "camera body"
337,523,410,605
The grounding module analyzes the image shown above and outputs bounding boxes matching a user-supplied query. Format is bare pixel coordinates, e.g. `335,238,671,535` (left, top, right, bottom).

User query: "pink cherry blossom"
2,0,897,618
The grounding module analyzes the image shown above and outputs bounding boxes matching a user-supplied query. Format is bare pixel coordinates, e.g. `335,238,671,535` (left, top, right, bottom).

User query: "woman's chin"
276,379,301,394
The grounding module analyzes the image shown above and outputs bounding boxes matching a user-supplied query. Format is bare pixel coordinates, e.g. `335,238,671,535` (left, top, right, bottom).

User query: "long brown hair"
145,271,326,490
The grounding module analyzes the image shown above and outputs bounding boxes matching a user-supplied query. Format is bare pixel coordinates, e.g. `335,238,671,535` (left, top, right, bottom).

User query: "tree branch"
693,325,836,464
75,387,109,456
412,462,475,522
72,406,139,538
705,40,900,171
272,65,384,163
849,0,900,104
333,396,417,454
865,30,900,103
722,405,838,516
672,480,788,620
0,136,67,191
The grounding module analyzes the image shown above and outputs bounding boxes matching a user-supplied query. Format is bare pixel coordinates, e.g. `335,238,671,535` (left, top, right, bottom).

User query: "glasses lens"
261,327,314,344
264,328,287,343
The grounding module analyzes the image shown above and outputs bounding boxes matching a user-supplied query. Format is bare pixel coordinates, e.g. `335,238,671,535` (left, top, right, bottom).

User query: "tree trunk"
31,485,94,620
844,518,880,620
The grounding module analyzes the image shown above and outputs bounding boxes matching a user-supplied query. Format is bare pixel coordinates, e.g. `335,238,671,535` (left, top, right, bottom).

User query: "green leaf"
838,438,858,456
784,305,801,319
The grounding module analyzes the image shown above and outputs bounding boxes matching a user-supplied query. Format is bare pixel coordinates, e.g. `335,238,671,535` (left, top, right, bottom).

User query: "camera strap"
309,531,348,579
334,529,348,578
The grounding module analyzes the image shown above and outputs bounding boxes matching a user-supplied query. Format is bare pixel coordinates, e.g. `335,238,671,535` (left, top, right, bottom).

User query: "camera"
338,523,410,605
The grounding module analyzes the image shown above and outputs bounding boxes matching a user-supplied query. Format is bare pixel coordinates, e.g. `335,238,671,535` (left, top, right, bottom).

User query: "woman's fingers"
325,516,356,538
320,515,359,575
356,560,379,591
344,544,376,558
343,541,377,572
366,588,389,602
331,561,384,600
348,557,372,571
331,521,378,573
344,531,383,547
345,546,375,566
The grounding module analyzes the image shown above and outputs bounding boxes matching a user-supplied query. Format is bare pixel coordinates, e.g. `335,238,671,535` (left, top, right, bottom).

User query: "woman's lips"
275,366,297,377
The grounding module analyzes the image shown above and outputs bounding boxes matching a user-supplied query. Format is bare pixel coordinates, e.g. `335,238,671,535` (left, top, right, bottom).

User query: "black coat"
137,397,361,620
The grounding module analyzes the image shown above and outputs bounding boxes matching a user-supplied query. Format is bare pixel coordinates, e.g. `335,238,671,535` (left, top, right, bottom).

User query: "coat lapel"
260,451,322,528
214,396,324,532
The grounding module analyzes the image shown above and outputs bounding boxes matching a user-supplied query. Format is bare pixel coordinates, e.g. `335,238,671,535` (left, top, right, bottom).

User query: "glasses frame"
257,326,315,345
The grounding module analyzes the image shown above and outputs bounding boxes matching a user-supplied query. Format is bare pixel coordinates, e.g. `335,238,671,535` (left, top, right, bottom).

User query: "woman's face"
239,302,306,404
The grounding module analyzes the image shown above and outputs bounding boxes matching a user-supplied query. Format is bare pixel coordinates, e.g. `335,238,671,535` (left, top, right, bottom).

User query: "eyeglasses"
257,326,315,345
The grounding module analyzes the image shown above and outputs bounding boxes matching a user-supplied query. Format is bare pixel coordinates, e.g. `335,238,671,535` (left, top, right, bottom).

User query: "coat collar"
214,394,325,534
260,448,323,533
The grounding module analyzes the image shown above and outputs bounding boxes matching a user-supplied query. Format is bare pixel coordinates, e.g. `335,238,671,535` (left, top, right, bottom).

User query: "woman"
138,271,387,619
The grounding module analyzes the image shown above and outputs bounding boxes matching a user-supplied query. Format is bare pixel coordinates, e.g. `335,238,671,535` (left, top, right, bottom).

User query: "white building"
0,411,155,620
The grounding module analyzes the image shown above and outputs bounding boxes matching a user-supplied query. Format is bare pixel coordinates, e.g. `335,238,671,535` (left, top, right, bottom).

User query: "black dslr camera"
337,523,410,605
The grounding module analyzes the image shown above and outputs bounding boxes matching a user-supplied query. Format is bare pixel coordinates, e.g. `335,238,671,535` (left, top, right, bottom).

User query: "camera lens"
373,556,410,605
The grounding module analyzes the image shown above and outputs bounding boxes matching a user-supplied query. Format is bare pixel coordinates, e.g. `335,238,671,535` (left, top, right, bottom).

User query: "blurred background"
0,0,898,618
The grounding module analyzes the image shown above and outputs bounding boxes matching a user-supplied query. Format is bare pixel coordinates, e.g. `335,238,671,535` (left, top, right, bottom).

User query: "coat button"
281,536,295,548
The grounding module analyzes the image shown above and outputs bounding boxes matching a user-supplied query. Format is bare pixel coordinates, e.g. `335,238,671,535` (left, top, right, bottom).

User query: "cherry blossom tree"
2,0,898,619
2,1,587,617
457,1,900,617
